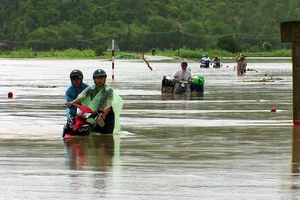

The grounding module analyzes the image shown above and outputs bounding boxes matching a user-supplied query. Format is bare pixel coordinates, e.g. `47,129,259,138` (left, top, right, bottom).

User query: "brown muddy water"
0,58,299,199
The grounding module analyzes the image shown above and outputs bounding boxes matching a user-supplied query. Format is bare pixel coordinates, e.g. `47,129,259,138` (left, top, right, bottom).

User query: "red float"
8,92,13,98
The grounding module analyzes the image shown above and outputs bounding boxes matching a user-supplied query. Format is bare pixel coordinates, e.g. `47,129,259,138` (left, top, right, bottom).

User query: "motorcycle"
200,60,210,68
212,60,221,68
161,75,205,94
62,104,104,138
175,80,189,94
151,48,155,56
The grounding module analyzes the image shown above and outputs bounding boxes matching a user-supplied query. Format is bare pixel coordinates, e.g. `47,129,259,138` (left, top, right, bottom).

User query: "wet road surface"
0,58,299,199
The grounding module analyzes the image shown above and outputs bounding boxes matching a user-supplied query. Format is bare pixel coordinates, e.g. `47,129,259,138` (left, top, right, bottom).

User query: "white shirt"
172,69,192,81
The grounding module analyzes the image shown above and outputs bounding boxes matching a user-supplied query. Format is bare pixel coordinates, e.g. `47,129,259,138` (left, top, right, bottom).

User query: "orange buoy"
271,108,276,113
8,92,13,98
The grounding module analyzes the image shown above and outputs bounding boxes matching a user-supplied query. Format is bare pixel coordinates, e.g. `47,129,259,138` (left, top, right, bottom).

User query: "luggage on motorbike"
161,76,174,93
190,75,204,92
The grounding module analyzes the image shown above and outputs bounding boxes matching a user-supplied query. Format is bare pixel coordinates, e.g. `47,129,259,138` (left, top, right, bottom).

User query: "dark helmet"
70,69,83,79
181,62,188,67
93,69,107,79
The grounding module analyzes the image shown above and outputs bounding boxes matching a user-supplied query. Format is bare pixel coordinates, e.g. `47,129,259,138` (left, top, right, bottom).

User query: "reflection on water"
161,92,204,100
64,135,115,171
292,126,300,174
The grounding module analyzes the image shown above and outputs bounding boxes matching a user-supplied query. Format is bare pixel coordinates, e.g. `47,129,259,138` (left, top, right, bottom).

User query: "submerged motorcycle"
176,80,189,93
62,104,104,138
161,75,204,94
212,60,221,68
200,60,210,68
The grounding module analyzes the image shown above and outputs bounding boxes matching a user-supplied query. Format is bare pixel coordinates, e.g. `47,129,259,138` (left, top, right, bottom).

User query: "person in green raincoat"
66,69,124,134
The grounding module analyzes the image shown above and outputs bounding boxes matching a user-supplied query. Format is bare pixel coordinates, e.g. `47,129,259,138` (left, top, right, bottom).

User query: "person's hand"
100,113,106,120
172,78,177,82
66,101,74,108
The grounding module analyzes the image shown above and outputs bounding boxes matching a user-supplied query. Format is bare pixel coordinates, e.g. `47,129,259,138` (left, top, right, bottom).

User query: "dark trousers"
94,118,115,134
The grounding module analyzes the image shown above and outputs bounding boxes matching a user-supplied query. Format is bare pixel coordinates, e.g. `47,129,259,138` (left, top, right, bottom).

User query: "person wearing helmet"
200,55,211,68
65,69,88,118
171,62,193,94
212,55,221,68
66,69,124,134
151,48,155,56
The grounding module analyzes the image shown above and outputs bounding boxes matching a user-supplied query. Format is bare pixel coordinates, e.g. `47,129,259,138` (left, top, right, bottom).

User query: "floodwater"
0,57,299,199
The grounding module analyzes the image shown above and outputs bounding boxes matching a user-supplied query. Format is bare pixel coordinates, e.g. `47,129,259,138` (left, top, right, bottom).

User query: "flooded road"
0,58,299,199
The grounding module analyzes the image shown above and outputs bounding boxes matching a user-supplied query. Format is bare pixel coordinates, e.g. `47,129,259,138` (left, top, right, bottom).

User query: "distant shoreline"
0,55,292,61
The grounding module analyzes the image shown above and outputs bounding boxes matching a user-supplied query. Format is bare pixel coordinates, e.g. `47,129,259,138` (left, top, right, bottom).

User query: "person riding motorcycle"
65,69,88,118
200,55,211,68
151,48,155,56
212,55,221,68
171,62,193,94
66,69,124,134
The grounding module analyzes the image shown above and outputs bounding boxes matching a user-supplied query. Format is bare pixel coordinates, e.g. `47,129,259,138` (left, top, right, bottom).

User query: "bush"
95,45,105,56
262,41,272,52
248,45,260,52
217,35,241,53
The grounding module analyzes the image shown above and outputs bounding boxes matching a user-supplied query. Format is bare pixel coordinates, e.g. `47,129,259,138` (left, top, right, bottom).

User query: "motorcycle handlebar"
89,109,104,119
64,103,80,108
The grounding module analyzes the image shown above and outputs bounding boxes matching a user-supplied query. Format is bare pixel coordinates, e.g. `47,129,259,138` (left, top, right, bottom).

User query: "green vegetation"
0,48,136,59
0,48,97,58
0,48,291,59
0,0,297,56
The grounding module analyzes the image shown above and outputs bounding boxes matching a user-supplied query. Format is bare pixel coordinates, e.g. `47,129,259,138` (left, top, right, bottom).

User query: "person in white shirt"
200,55,211,68
171,62,193,94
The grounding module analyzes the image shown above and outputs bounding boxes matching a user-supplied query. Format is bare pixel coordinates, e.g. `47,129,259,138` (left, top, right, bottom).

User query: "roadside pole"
281,21,300,174
280,21,300,124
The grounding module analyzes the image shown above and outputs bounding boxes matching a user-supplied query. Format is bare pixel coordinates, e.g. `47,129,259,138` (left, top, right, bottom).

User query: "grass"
0,48,292,59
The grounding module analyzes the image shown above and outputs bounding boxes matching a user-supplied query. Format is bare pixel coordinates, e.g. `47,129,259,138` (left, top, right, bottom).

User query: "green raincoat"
77,83,124,133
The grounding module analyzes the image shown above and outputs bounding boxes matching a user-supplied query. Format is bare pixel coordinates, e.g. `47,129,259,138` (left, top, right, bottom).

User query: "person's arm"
66,98,81,107
171,70,179,82
66,85,90,107
100,107,112,120
100,91,113,119
65,87,75,103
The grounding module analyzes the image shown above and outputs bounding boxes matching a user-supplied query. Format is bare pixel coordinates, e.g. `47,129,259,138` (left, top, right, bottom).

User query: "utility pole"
280,21,300,124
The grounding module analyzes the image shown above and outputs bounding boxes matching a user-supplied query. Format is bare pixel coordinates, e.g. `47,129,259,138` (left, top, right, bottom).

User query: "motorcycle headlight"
82,113,92,119
76,108,82,117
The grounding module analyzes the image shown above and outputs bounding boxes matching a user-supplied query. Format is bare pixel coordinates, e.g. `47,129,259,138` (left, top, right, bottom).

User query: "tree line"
0,0,297,53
